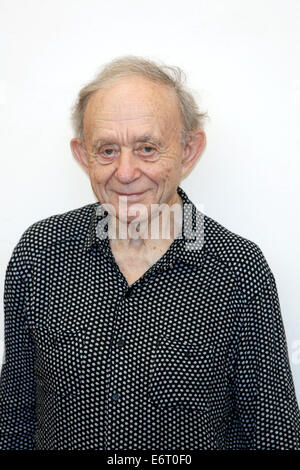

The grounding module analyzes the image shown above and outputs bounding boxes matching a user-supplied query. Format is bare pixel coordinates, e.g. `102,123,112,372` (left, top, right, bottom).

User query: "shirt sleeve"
0,242,36,450
225,269,300,450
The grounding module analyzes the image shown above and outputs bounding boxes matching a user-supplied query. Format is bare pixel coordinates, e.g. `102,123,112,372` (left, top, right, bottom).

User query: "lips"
116,191,145,196
115,190,146,198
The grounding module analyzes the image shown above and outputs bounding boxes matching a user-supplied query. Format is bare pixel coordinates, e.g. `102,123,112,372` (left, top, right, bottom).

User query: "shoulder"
8,202,97,273
202,213,273,301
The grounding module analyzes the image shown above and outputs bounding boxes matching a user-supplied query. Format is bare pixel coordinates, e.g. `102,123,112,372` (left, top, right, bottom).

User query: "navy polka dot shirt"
0,186,299,450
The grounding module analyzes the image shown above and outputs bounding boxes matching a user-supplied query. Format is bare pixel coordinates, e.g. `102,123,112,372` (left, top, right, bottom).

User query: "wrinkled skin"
70,75,206,270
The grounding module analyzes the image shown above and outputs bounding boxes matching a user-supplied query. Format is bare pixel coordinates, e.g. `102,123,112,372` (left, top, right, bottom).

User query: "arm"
225,268,300,449
0,242,36,449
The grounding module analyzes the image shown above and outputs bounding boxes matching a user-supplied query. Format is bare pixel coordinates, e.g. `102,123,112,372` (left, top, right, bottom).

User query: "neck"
109,191,183,252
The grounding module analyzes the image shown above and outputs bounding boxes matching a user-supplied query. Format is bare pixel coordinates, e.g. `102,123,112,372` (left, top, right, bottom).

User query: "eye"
103,147,117,156
137,146,158,160
100,146,119,159
91,145,119,165
140,146,155,153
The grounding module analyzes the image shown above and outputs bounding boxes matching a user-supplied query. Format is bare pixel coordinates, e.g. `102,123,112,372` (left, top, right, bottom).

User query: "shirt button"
112,393,119,401
116,338,125,348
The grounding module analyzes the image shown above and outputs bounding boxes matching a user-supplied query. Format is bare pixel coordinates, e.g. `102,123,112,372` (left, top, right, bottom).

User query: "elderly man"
0,56,299,451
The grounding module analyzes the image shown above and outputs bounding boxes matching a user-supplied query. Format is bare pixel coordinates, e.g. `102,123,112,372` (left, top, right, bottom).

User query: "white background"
1,0,300,404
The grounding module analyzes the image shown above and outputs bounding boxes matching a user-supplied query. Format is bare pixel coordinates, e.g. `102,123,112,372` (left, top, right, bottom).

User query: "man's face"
71,75,204,224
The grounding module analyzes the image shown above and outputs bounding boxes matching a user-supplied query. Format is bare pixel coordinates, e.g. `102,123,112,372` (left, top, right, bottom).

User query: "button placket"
116,338,125,349
124,287,133,298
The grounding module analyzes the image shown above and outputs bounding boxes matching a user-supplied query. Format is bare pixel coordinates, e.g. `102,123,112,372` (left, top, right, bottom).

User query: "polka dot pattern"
0,186,299,450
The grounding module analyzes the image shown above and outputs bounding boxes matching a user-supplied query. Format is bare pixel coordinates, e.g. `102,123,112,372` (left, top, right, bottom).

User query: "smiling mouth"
115,190,147,198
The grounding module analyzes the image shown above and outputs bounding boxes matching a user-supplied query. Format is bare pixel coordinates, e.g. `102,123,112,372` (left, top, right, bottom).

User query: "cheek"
147,160,180,184
89,165,110,184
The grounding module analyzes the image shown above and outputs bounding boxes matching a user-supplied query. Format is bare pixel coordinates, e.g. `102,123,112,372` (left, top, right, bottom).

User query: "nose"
114,147,142,183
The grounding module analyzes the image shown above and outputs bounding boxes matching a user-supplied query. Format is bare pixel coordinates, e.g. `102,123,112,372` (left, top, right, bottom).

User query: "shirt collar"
83,185,205,269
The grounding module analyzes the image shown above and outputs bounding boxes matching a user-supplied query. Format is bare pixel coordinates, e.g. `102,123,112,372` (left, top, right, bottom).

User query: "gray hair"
70,55,208,146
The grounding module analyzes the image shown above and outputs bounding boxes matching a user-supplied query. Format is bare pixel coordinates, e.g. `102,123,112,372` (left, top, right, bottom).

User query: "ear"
180,129,206,180
70,138,90,176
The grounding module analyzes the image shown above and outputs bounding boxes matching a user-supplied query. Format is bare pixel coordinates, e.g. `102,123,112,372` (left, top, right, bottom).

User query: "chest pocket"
147,334,215,411
29,326,86,397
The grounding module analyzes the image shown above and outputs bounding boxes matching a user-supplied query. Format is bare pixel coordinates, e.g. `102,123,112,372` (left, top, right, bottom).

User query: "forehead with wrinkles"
82,76,182,145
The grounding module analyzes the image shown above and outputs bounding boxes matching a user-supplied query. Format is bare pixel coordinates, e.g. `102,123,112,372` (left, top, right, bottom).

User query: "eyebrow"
92,134,163,150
